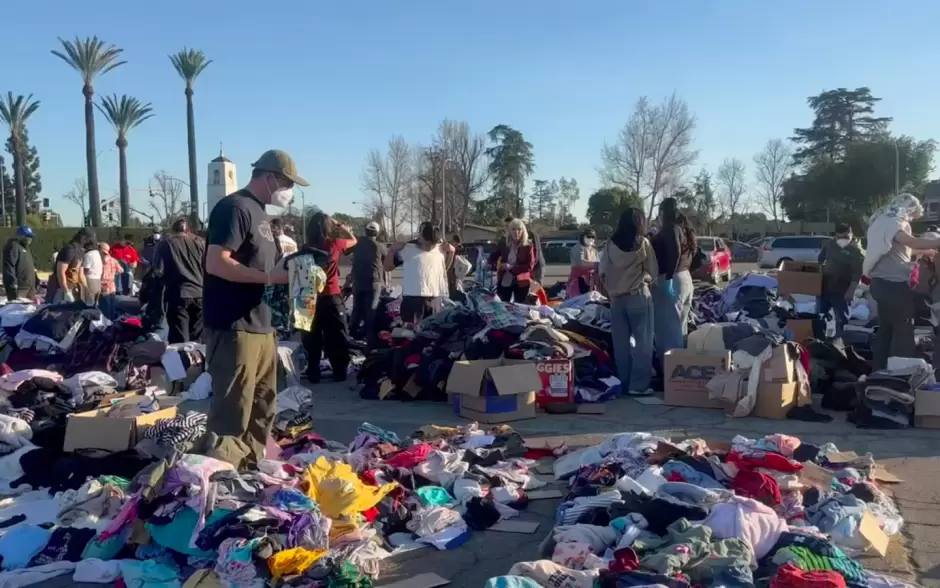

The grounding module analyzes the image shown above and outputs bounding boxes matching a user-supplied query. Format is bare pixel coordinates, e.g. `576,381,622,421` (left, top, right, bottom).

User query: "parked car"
757,235,831,269
727,240,760,262
693,237,732,282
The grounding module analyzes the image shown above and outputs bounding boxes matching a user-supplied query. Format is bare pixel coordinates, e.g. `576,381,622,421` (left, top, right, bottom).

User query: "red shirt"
111,243,139,266
323,238,356,295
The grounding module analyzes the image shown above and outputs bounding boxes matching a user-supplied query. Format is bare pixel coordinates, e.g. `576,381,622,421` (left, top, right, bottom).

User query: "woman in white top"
386,221,455,324
82,242,104,305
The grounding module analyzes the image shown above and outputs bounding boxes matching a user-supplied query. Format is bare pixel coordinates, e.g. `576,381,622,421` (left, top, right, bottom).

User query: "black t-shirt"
156,234,206,300
203,190,277,333
46,242,83,301
351,237,385,289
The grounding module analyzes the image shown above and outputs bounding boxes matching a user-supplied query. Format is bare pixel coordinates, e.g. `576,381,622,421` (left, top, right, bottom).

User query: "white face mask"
836,238,850,248
267,175,294,208
585,238,596,247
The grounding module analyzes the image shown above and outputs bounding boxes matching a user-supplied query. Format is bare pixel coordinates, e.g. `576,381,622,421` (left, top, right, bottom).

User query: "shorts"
400,296,442,324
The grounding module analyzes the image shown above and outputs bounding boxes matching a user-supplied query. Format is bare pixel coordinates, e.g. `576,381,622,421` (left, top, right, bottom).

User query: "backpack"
690,247,708,272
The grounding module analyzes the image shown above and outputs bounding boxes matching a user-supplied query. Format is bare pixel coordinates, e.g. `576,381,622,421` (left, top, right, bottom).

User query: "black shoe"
305,372,320,384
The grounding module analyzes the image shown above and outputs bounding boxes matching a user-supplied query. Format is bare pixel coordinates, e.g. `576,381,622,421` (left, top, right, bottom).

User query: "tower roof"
212,144,232,163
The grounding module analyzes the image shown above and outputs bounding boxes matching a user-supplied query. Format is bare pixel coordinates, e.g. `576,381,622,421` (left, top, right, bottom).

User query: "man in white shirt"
83,242,104,305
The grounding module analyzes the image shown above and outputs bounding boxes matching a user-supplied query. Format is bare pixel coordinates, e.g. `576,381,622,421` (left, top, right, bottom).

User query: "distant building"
207,151,238,218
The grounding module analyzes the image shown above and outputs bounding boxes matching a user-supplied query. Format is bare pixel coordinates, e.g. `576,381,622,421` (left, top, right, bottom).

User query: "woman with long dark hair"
600,208,658,395
650,198,694,354
301,213,357,382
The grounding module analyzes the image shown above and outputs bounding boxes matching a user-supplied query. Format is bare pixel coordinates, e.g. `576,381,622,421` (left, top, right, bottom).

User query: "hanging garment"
286,252,328,332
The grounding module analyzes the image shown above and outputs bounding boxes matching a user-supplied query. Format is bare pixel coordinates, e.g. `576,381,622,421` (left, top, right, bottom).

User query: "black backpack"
690,247,708,272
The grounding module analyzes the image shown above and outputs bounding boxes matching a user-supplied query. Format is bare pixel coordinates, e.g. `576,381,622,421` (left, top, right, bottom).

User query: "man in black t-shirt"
46,228,95,304
201,149,308,469
156,218,206,343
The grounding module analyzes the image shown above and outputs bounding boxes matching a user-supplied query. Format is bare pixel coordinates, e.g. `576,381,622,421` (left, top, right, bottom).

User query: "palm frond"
52,36,127,84
95,94,154,137
169,48,212,86
0,93,40,132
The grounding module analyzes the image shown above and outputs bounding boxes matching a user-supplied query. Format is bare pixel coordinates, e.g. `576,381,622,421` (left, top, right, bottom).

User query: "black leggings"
301,294,350,381
497,282,530,303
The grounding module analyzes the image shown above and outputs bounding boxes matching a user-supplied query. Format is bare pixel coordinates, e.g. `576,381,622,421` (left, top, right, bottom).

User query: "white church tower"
207,148,238,218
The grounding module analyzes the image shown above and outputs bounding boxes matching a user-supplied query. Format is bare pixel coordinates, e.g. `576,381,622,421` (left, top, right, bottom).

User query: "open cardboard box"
777,261,823,296
663,349,731,409
63,393,184,452
446,358,541,423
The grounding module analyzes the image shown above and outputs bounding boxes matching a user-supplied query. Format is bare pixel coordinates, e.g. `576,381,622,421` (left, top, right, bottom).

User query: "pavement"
301,381,940,587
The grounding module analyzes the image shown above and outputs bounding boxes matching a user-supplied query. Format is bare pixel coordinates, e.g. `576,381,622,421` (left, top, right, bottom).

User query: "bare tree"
361,136,412,240
753,139,794,229
150,170,185,227
601,93,698,218
435,120,488,235
63,177,89,226
717,157,748,232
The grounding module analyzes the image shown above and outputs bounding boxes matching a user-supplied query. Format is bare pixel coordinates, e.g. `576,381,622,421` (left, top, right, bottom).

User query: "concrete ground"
305,383,940,587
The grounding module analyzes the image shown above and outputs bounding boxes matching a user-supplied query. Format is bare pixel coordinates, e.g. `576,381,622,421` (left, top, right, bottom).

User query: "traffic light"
108,210,114,224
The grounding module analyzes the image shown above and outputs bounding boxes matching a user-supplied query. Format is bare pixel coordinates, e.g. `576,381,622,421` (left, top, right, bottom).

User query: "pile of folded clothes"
487,431,912,588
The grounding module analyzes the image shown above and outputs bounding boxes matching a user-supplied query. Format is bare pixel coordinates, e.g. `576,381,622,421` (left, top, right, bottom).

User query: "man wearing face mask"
201,149,304,469
817,223,864,340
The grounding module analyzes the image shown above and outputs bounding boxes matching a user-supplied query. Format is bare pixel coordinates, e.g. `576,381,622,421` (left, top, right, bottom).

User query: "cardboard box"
784,318,815,343
663,349,731,409
752,380,808,420
763,345,797,382
915,388,940,429
63,394,184,452
777,261,823,296
446,359,541,423
533,359,574,405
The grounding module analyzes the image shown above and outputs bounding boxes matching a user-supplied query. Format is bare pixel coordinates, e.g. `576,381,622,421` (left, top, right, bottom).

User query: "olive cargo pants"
202,328,277,468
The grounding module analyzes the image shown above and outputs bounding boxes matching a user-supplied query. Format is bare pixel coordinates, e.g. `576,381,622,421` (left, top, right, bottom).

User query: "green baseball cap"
251,149,309,186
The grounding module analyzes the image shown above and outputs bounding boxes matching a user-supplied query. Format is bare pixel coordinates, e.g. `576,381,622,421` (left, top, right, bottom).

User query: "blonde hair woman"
488,218,536,302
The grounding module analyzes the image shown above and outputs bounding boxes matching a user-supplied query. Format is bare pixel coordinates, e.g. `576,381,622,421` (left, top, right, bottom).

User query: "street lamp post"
439,153,451,235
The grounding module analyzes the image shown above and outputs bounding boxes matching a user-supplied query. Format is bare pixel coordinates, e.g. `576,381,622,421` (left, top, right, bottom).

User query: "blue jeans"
610,288,654,392
652,278,684,357
817,293,850,338
673,270,694,336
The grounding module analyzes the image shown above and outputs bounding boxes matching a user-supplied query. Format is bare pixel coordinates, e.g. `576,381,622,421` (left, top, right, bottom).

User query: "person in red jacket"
488,218,536,303
111,235,139,295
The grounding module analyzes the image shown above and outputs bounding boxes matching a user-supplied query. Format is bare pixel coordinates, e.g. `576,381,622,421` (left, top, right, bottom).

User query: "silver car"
757,235,831,269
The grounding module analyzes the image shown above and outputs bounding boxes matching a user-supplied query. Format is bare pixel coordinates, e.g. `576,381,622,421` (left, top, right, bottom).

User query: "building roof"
211,155,232,163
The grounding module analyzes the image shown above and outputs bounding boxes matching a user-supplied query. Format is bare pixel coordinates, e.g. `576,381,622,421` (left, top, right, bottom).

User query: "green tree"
586,187,642,232
169,48,212,226
557,177,580,225
782,135,936,229
691,169,717,233
791,87,892,165
528,179,558,225
0,93,41,227
4,130,41,212
96,94,155,227
486,124,535,217
52,36,126,227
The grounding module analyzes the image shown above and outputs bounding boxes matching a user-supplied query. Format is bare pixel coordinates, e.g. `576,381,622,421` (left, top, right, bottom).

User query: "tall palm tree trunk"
11,136,25,227
117,139,130,227
84,84,102,227
185,87,199,225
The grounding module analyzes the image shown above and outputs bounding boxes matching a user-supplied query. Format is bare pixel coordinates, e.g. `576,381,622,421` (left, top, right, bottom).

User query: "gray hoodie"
599,237,659,297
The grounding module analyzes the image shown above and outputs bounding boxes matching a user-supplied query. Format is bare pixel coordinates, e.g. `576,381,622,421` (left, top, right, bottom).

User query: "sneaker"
626,388,655,397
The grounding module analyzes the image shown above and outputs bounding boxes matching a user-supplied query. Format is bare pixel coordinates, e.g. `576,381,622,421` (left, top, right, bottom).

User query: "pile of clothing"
487,432,913,588
852,357,934,429
0,419,557,587
357,290,622,404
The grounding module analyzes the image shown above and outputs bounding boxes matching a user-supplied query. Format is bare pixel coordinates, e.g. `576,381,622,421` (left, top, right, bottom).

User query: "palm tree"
169,48,212,226
52,36,126,227
96,95,154,226
0,93,41,227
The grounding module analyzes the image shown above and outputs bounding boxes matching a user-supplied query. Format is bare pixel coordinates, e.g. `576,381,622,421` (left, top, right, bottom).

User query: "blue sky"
4,0,940,225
